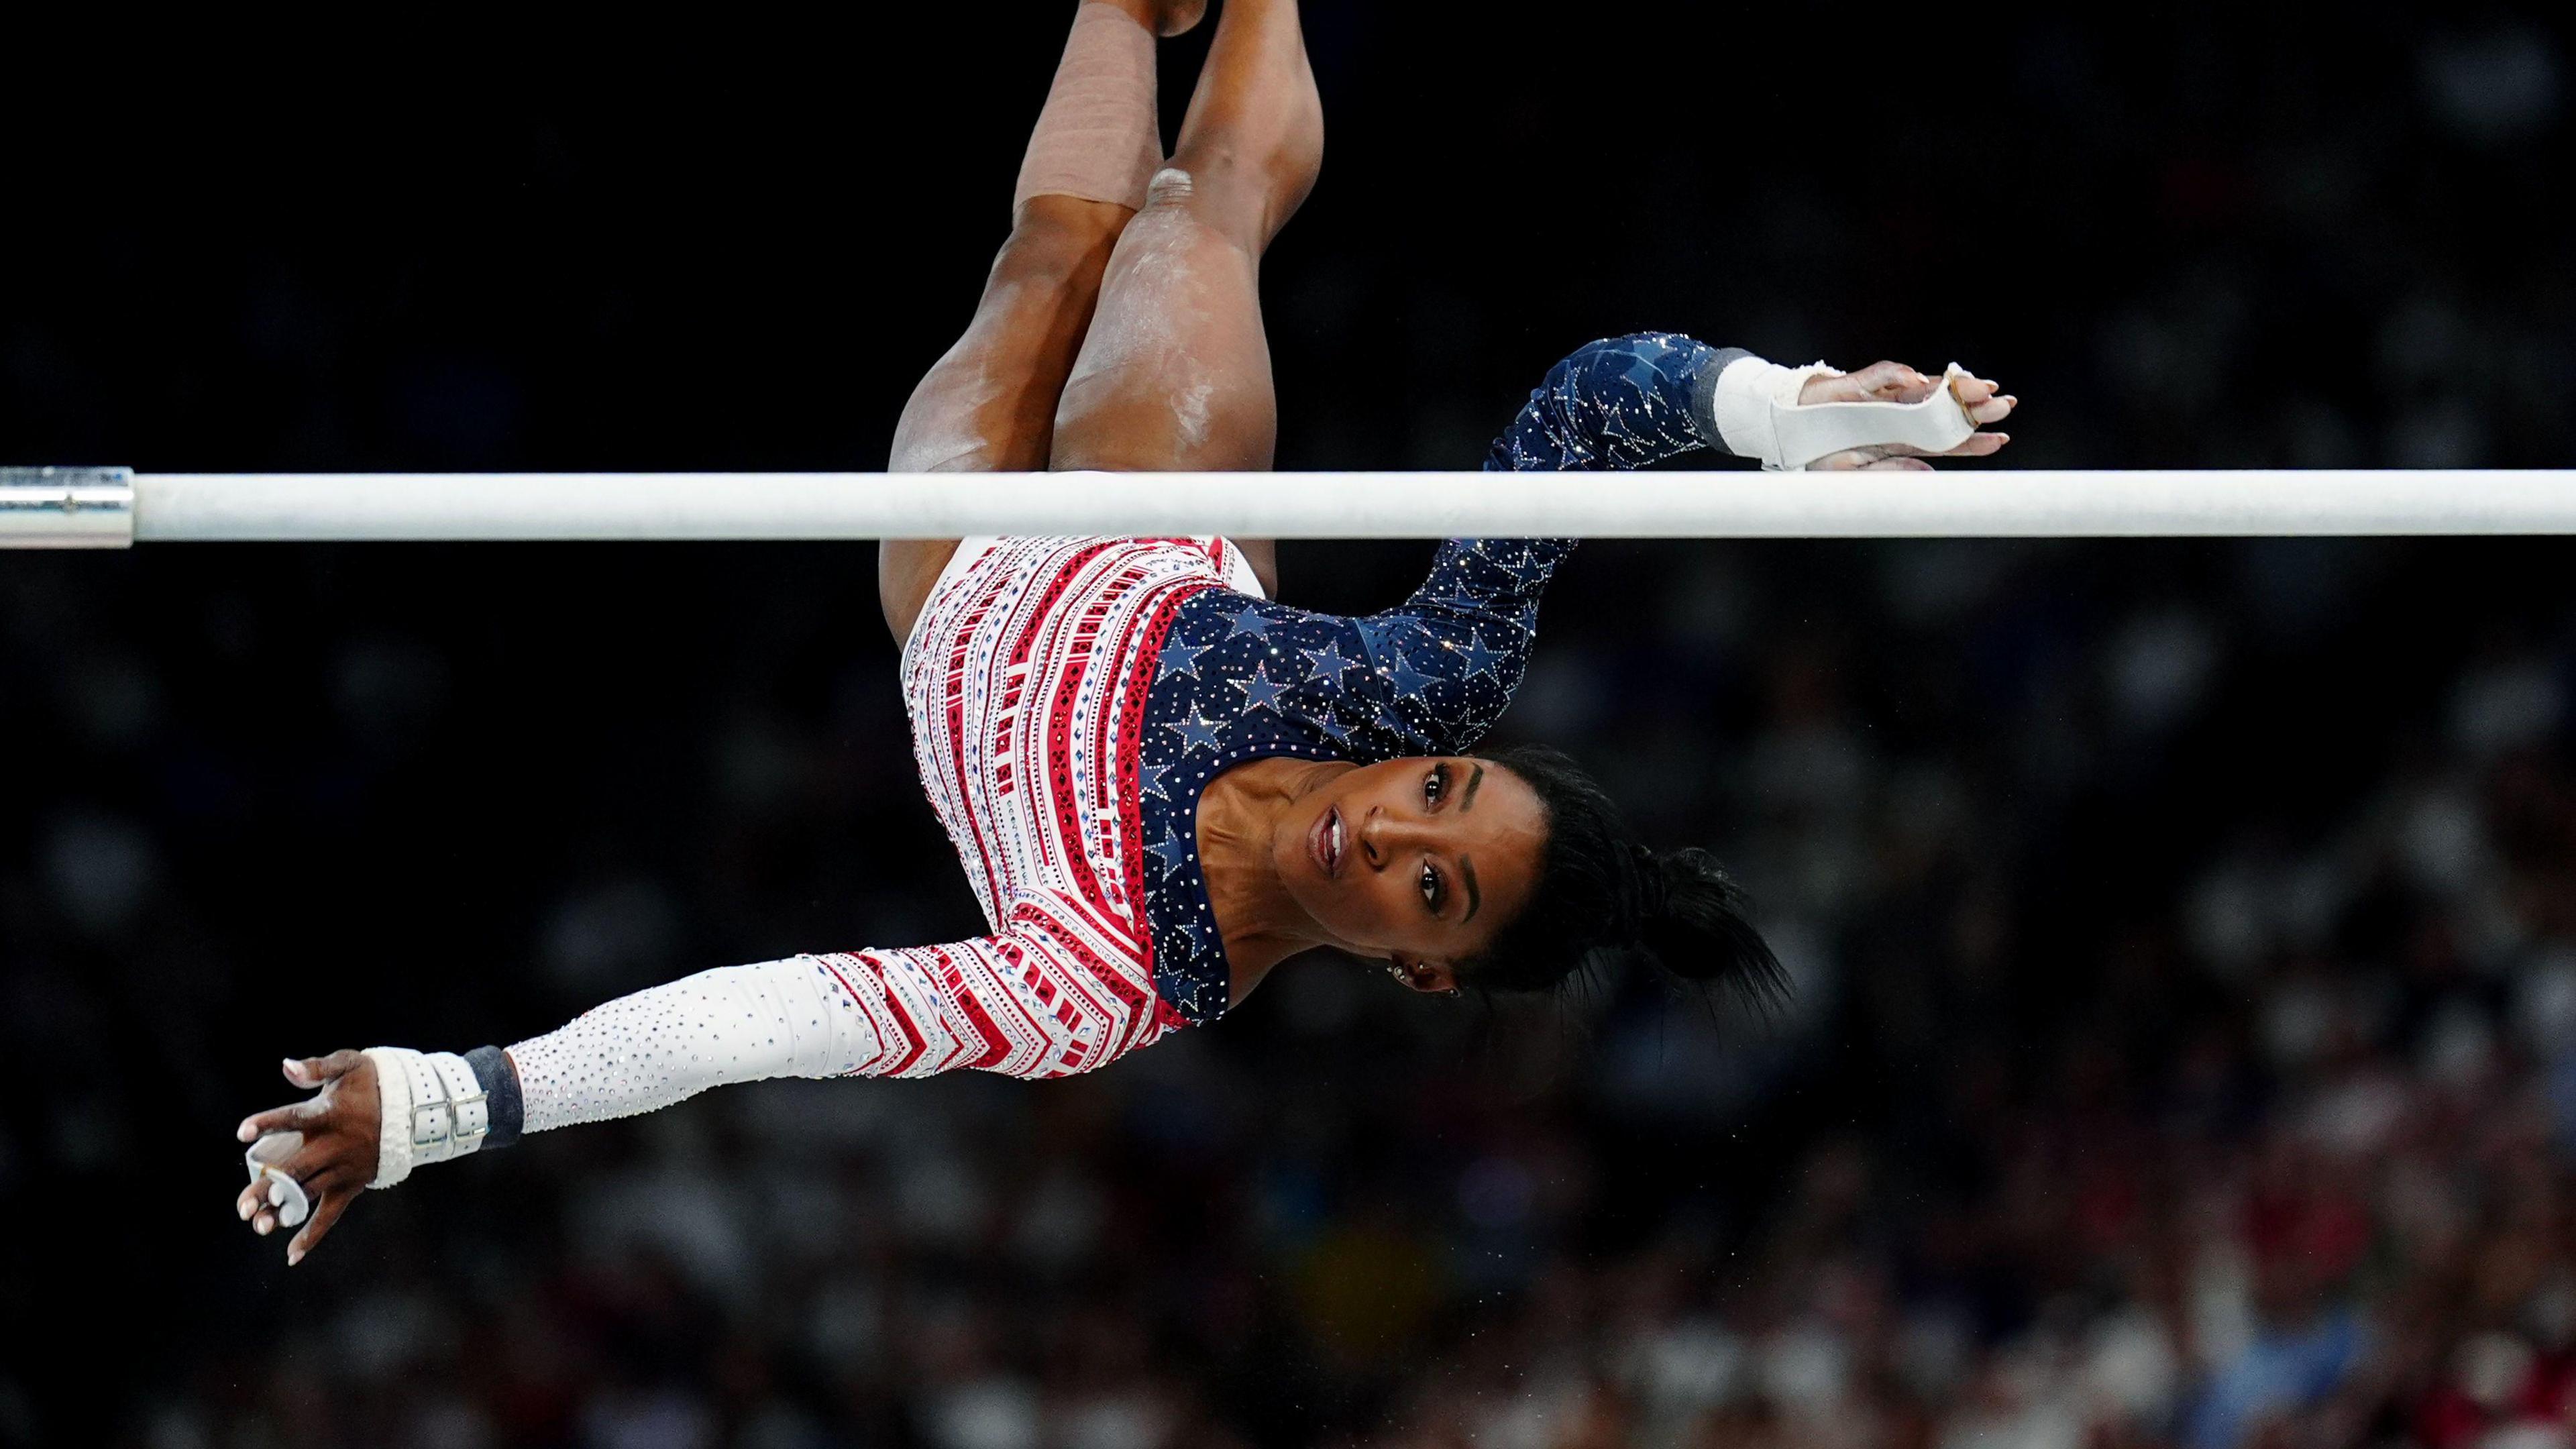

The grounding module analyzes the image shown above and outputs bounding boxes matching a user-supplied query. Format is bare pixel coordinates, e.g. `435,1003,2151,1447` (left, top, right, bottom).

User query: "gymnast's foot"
1097,0,1205,38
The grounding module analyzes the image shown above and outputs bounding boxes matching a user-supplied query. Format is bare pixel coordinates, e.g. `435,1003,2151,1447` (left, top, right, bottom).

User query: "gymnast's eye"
1424,763,1448,808
1421,861,1446,912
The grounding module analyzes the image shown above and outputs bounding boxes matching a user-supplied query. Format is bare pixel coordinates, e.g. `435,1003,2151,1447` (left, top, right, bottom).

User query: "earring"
1388,961,1462,998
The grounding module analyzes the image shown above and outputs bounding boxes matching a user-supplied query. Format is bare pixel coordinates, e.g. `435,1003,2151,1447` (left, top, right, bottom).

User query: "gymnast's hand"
232,1051,378,1265
1802,362,2016,470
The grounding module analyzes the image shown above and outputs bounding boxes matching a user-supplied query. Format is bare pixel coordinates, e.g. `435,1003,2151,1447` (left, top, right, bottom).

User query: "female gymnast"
232,0,2015,1263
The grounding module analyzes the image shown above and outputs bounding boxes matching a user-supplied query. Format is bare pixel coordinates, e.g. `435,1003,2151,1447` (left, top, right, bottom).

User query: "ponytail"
1465,745,1784,1009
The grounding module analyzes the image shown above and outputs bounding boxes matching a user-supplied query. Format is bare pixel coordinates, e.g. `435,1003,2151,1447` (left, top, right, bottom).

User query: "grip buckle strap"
366,1046,492,1189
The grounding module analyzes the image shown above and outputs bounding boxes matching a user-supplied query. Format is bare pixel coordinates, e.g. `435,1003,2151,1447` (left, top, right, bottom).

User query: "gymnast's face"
1273,755,1546,991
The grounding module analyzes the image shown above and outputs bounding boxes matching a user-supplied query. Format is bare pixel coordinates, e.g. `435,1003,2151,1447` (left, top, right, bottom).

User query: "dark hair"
1464,743,1786,1008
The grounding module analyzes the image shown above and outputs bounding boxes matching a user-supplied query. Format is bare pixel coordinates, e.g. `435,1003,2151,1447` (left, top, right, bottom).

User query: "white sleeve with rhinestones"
504,931,1171,1133
506,955,884,1135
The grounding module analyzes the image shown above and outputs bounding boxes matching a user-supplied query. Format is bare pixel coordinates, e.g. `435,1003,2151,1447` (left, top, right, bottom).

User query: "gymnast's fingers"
248,1183,283,1235
238,1163,317,1238
237,1099,327,1143
1940,432,2012,457
1811,445,1907,470
260,1130,351,1193
282,1049,365,1090
287,1187,358,1267
1799,361,1925,407
1878,432,2009,459
1858,456,1937,471
1855,360,1935,402
1844,429,2010,462
1947,374,2016,425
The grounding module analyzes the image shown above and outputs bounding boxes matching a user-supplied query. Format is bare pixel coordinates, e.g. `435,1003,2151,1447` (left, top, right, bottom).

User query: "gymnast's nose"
1360,806,1425,870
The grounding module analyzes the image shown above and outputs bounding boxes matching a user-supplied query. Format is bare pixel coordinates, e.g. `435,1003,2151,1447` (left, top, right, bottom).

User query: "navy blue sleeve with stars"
1130,333,1741,1026
1485,330,1748,472
1340,330,1748,754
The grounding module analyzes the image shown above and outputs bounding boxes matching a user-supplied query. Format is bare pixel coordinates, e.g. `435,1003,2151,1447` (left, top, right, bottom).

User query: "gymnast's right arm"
231,917,1161,1262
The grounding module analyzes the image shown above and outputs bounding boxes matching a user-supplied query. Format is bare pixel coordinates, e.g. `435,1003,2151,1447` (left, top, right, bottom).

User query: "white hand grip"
1768,365,1980,471
245,1134,311,1228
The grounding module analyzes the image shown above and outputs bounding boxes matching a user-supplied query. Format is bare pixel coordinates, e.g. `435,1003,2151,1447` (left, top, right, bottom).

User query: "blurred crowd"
7,530,2571,1449
4,6,2574,1449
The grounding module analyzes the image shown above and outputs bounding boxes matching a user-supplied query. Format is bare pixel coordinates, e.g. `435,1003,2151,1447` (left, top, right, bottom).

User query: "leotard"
482,333,1750,1142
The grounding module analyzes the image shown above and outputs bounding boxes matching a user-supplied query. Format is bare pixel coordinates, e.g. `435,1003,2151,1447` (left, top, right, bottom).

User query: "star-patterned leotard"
483,333,1747,1139
1136,329,1749,1022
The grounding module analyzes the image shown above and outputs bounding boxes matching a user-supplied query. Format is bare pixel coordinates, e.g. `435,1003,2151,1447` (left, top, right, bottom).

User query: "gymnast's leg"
1046,0,1322,498
879,0,1201,645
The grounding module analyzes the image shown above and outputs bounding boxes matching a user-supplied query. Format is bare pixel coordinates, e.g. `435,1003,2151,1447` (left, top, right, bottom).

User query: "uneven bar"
4,470,2573,545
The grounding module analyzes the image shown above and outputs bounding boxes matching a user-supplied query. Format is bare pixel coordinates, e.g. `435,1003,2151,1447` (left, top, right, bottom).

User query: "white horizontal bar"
13,470,2576,543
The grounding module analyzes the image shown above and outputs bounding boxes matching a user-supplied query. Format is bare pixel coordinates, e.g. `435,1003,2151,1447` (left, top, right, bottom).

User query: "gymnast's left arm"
229,916,1162,1263
1321,333,1737,757
1485,330,2012,474
1344,334,2018,755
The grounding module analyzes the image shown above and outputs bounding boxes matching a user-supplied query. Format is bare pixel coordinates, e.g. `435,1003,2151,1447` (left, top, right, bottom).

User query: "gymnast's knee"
1134,162,1269,249
1155,135,1317,244
992,196,1129,287
1144,165,1199,209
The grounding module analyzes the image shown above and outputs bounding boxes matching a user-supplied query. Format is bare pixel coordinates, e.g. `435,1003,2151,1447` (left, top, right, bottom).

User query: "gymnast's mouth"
1309,804,1344,878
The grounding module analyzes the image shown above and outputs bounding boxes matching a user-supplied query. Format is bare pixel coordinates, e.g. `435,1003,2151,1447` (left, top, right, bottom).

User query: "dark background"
4,6,2573,1447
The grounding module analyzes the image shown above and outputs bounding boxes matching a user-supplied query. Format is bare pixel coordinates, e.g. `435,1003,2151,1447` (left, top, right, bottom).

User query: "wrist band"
464,1044,524,1148
363,1046,490,1189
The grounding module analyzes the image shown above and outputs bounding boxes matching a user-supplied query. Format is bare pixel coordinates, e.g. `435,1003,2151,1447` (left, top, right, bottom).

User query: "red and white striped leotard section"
505,537,1262,1134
